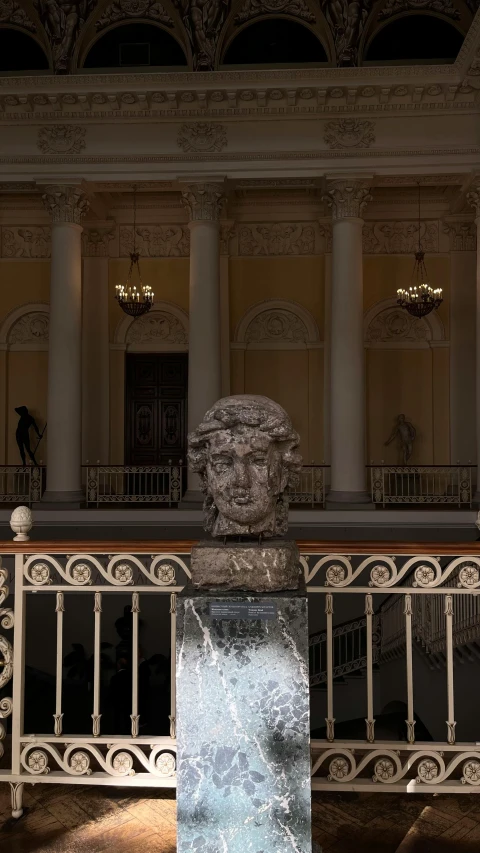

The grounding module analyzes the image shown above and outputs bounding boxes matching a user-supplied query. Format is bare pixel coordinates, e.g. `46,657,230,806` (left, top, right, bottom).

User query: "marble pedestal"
176,589,311,853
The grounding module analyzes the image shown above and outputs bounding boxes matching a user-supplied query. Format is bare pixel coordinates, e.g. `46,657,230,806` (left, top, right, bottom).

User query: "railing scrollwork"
0,564,14,761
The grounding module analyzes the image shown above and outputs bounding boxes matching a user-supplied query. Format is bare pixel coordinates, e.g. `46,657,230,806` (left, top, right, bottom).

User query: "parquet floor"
2,784,480,852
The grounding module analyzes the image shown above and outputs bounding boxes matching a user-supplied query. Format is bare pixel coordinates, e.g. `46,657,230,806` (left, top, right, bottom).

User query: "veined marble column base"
176,593,311,853
326,490,375,510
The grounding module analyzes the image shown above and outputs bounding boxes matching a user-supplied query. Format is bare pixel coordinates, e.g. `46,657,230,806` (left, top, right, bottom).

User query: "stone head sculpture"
188,395,302,538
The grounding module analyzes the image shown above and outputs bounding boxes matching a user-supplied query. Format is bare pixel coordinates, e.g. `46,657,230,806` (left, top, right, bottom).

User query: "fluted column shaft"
468,187,480,500
326,179,372,505
181,182,224,494
42,185,89,504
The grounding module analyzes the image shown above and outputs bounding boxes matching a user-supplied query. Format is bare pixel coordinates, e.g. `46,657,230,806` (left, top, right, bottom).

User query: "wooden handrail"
0,539,479,555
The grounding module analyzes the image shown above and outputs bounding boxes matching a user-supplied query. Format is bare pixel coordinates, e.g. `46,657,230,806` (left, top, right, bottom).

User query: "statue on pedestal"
385,413,416,464
188,394,302,538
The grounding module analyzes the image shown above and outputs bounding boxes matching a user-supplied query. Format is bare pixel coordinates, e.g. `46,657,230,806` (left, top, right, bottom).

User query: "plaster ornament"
42,185,89,224
120,225,190,257
9,313,49,344
96,0,174,30
366,307,429,342
378,0,460,19
177,122,227,153
443,220,476,251
37,125,86,155
362,221,438,253
324,180,372,220
244,309,309,343
235,0,315,24
181,182,225,221
324,118,375,149
324,0,372,65
0,0,36,30
173,0,230,69
188,394,302,538
35,0,96,73
1,227,51,259
82,226,115,257
126,310,188,344
10,506,33,542
238,223,315,255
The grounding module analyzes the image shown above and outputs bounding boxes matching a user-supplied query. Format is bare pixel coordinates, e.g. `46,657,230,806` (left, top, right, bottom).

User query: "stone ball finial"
10,506,33,542
188,395,302,538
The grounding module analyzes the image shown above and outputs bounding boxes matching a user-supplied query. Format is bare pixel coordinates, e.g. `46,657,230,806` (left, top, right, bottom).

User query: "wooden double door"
125,353,188,470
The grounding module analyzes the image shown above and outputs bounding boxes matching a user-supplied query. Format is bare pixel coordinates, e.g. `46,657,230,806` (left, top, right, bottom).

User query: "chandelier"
116,185,154,317
397,183,442,318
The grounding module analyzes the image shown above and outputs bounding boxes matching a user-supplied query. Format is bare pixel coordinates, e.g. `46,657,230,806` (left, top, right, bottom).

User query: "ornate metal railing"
369,465,473,506
309,615,380,686
84,464,183,505
2,534,480,817
0,466,44,506
291,465,327,506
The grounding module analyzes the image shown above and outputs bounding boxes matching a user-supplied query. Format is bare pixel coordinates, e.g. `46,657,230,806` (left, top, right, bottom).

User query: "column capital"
467,186,480,219
42,185,89,225
181,182,225,222
324,179,372,221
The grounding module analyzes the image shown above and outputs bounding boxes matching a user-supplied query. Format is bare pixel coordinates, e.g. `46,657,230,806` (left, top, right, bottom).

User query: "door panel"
125,354,188,469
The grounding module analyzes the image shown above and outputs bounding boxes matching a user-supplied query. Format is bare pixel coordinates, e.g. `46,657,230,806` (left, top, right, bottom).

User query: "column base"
326,490,375,510
36,489,84,509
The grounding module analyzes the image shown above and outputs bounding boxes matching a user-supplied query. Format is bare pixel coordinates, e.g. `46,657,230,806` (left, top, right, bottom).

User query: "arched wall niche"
364,297,446,347
74,0,190,71
0,302,50,350
233,298,321,349
220,11,332,66
0,25,51,72
361,11,467,64
113,301,189,351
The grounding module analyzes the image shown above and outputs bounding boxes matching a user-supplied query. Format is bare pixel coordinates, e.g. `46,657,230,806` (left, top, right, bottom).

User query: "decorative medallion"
324,119,375,149
96,0,174,29
37,126,86,155
126,311,188,345
244,309,309,344
235,0,314,22
177,123,227,153
9,312,49,344
366,307,430,343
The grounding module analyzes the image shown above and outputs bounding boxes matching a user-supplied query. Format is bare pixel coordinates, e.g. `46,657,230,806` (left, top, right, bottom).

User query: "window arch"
222,18,327,65
83,22,187,69
0,28,49,73
364,15,464,63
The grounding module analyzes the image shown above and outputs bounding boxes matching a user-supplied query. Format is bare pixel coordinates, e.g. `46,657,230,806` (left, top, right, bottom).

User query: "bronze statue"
15,406,42,466
385,413,416,464
188,394,302,537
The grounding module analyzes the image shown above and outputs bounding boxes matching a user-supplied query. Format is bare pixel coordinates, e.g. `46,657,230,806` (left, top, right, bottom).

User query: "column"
181,182,224,497
468,186,480,501
82,226,114,465
41,185,89,505
325,178,372,506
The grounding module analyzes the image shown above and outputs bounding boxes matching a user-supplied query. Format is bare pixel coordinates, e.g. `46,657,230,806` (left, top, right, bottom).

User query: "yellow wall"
0,260,50,325
364,255,451,464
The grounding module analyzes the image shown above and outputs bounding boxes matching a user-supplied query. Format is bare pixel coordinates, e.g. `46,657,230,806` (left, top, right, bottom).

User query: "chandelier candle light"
116,185,154,317
397,183,443,318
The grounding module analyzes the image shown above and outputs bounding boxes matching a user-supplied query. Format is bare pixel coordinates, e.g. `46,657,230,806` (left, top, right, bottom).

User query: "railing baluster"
404,593,415,743
11,553,26,778
54,592,65,736
325,593,334,742
131,592,140,738
169,592,177,739
365,593,375,743
445,594,456,744
92,592,102,737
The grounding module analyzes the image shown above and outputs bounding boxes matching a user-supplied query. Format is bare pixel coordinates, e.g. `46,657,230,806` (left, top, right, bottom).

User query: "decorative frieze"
1,227,51,258
41,186,89,224
378,0,460,19
0,0,36,30
96,0,174,30
235,0,315,24
443,220,476,251
119,225,190,257
238,223,315,255
181,183,225,222
324,119,375,149
37,125,86,155
324,180,372,220
82,226,115,257
177,122,227,153
363,221,439,253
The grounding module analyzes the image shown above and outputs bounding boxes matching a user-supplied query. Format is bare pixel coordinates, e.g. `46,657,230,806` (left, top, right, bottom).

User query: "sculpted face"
205,425,285,534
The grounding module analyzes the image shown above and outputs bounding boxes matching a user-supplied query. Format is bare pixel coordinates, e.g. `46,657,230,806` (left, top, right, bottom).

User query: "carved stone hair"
188,395,302,535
